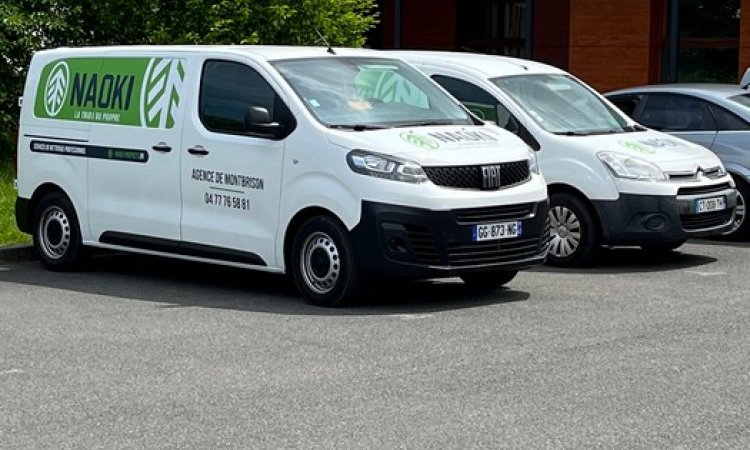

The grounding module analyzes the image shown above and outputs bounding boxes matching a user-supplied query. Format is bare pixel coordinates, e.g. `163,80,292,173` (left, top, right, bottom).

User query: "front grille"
424,160,530,190
678,182,732,196
681,210,733,230
404,225,441,264
453,203,535,224
446,236,542,267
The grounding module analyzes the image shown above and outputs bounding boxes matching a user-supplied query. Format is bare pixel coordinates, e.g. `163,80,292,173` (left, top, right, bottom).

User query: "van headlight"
528,147,540,175
347,150,428,183
598,151,667,181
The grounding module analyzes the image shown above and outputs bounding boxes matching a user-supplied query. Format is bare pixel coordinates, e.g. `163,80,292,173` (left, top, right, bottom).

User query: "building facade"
370,0,749,92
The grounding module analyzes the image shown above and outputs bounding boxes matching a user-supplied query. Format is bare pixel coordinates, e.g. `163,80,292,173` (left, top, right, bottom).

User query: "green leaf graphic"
142,58,185,129
400,132,440,149
44,62,69,117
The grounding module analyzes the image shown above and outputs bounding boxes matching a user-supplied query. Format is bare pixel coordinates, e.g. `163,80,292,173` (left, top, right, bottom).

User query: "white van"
15,46,549,306
390,51,738,266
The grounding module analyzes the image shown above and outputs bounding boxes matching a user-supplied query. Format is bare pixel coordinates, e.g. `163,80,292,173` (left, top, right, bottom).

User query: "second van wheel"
32,192,87,271
547,192,600,267
291,216,361,307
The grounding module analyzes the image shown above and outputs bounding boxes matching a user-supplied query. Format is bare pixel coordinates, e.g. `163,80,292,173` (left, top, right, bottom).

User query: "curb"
0,244,36,262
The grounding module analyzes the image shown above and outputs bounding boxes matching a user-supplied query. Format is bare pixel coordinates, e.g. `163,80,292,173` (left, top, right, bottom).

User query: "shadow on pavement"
0,252,529,316
533,245,718,274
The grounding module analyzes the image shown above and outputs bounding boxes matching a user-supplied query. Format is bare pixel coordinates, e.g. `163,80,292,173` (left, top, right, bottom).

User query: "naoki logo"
618,140,656,154
44,61,70,117
35,57,185,129
400,132,440,149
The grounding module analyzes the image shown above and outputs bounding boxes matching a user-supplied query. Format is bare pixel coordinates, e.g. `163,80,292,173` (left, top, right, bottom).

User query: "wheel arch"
282,206,344,274
547,182,604,240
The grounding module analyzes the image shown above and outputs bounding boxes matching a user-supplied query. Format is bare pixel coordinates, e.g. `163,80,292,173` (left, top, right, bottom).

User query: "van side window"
432,75,520,133
200,60,293,136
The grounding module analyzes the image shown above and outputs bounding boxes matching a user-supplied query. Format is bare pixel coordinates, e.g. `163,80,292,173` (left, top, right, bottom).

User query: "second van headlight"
598,151,667,181
528,147,540,175
347,150,428,183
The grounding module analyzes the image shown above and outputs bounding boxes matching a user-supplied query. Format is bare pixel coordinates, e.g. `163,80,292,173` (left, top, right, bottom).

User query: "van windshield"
273,57,474,129
491,74,630,135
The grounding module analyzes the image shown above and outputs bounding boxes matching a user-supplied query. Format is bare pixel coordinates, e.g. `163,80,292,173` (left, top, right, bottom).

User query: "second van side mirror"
244,106,283,138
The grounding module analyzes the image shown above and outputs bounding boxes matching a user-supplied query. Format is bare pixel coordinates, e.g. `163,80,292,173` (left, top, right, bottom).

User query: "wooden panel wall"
379,0,457,49
533,0,571,70
568,0,653,92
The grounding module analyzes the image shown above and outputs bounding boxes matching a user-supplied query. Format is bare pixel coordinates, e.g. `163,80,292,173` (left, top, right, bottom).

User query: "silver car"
606,84,750,239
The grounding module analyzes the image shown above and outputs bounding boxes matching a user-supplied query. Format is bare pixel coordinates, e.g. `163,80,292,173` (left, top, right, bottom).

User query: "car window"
639,94,716,132
432,75,520,132
608,95,641,118
200,60,291,136
708,104,750,131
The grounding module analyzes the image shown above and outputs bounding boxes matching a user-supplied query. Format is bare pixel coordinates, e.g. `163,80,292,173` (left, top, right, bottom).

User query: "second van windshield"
492,74,629,135
273,57,474,129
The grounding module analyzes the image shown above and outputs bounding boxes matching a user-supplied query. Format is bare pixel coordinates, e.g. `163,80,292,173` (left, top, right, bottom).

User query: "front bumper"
350,200,550,278
593,183,737,245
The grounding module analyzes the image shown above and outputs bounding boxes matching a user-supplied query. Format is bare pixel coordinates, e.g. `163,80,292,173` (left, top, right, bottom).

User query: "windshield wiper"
328,124,390,131
395,120,460,128
553,128,622,136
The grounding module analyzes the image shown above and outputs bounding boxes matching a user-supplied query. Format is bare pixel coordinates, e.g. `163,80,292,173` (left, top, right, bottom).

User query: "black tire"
32,192,86,271
640,239,686,254
290,215,361,307
547,192,601,267
724,176,750,240
460,270,518,291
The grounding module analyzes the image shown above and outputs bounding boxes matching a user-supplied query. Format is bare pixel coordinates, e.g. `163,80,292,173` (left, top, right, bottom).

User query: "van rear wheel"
32,192,86,271
291,216,361,307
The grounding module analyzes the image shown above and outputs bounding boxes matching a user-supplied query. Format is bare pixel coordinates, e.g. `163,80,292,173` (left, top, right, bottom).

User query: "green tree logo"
141,58,185,129
400,132,440,149
44,61,69,117
619,140,656,154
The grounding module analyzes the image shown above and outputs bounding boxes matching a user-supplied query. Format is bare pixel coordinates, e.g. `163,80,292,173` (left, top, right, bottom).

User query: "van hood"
326,125,530,166
577,130,722,172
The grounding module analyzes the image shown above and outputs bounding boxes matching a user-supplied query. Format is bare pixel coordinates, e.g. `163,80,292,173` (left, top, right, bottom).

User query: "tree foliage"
0,0,378,159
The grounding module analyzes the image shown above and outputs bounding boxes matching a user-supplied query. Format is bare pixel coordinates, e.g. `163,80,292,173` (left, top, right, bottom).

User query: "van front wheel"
291,216,361,307
547,192,600,267
32,192,86,271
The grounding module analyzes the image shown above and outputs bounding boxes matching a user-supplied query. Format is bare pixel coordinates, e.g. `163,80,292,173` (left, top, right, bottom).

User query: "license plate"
694,196,726,214
472,221,522,241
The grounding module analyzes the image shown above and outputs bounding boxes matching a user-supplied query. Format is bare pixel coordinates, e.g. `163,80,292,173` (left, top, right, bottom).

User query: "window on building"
677,0,740,82
457,0,529,57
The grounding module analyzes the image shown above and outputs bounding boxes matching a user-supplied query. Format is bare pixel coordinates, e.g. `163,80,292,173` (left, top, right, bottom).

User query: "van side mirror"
244,106,282,138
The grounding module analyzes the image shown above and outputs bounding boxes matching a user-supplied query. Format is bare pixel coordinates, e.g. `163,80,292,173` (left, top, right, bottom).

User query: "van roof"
34,45,385,62
384,50,565,79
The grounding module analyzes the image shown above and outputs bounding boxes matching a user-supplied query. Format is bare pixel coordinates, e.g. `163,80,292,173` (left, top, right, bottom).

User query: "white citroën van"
391,51,738,266
15,46,549,306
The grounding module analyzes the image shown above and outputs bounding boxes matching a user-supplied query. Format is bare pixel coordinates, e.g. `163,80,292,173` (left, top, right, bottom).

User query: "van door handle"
188,146,209,156
152,143,172,152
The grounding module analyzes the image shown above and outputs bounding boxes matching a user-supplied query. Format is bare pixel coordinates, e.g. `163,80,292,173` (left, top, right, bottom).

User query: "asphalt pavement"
1,241,748,449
